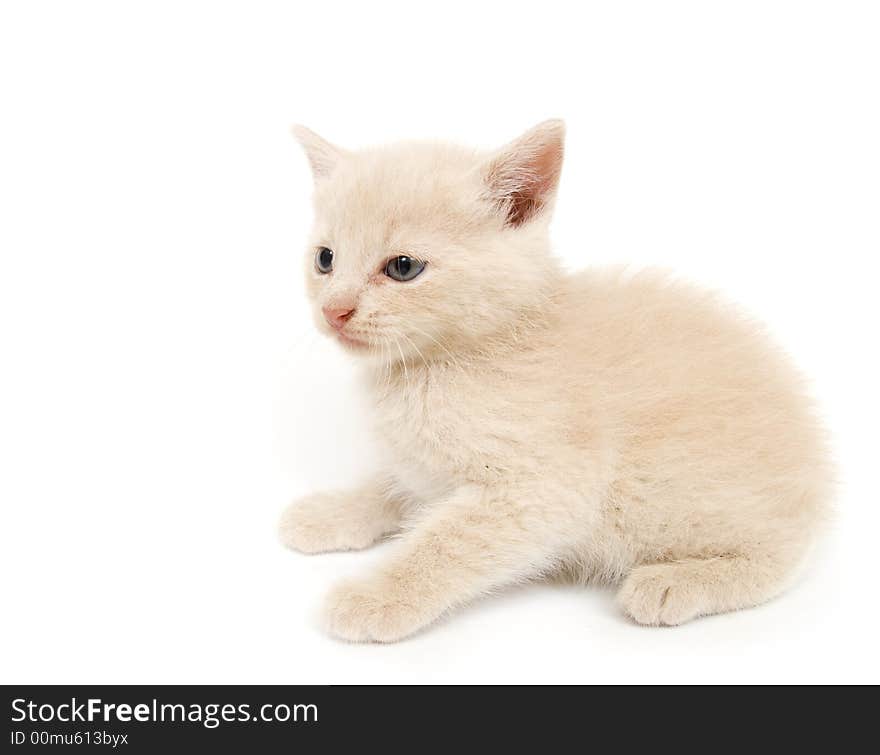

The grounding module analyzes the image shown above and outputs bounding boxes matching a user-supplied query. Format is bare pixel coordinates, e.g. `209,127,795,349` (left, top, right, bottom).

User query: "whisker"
394,337,409,386
406,323,465,372
398,330,429,372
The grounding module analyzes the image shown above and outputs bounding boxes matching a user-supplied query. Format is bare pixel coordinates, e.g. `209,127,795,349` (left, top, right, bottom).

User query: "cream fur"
280,121,832,642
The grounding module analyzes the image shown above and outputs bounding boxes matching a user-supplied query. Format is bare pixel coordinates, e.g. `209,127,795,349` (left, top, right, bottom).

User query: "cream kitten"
280,120,832,642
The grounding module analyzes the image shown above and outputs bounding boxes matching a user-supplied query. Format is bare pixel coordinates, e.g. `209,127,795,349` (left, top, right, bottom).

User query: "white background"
1,1,878,684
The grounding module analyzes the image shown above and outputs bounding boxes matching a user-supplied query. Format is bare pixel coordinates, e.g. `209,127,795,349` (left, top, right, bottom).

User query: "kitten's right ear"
291,125,346,181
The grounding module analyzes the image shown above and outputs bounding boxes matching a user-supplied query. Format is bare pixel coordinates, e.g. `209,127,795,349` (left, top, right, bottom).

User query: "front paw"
322,578,434,643
279,493,374,554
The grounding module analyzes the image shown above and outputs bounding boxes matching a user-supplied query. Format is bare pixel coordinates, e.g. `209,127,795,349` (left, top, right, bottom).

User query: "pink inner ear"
509,147,562,226
488,136,564,228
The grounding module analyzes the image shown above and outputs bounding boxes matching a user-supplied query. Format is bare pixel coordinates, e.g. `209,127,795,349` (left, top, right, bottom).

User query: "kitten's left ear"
482,119,566,227
291,125,347,181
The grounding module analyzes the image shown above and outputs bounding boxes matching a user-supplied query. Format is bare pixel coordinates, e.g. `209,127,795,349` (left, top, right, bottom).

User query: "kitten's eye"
314,247,334,274
384,255,426,282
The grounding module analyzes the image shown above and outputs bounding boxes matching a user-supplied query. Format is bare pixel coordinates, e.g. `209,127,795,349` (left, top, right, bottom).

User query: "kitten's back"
558,267,831,552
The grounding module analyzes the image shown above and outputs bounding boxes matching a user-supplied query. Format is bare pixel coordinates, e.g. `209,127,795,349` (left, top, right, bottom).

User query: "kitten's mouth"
335,330,370,350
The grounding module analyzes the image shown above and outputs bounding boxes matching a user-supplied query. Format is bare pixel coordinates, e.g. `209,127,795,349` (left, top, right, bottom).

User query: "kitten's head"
293,120,565,363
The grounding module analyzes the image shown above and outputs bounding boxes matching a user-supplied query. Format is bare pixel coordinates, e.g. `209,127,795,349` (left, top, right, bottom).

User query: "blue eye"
384,255,426,282
315,247,333,274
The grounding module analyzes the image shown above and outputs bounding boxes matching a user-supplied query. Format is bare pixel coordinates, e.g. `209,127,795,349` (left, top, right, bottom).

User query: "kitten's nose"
322,305,355,329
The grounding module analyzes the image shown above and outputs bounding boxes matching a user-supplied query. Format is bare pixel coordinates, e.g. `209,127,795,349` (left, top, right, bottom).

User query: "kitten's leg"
279,479,404,554
616,549,802,626
322,484,573,642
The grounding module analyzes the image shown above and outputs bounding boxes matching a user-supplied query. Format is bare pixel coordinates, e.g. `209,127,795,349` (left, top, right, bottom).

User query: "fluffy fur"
280,121,832,641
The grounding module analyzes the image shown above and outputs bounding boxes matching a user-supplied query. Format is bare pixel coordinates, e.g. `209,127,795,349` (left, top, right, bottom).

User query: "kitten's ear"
482,119,565,227
291,125,346,181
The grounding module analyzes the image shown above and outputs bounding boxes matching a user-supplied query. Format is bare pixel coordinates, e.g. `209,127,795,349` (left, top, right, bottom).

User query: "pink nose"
322,305,355,329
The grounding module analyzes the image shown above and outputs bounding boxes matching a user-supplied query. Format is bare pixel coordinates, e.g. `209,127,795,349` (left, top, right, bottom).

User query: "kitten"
280,120,832,642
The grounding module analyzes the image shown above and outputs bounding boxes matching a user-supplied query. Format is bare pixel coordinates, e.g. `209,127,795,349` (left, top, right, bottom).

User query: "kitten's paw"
617,563,705,626
279,494,378,554
322,578,431,643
